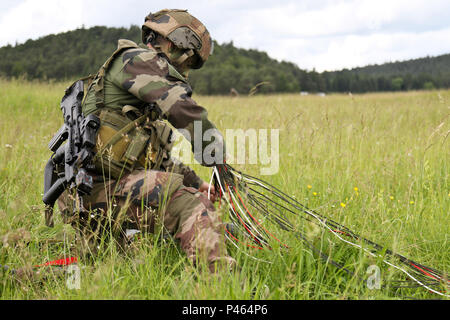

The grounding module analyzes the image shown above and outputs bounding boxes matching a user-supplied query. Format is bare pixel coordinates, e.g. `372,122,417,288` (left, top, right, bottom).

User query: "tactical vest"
84,39,175,179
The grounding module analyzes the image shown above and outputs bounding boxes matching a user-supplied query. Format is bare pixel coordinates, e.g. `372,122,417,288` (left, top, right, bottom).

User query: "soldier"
57,9,235,273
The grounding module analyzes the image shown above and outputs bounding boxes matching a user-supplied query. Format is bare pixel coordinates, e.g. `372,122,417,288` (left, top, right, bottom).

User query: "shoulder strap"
91,39,140,109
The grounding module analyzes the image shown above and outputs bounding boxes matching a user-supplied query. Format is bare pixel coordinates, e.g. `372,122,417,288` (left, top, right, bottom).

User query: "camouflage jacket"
82,39,220,188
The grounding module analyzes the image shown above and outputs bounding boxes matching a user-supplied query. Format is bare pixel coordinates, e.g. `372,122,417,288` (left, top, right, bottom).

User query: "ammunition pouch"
93,107,175,179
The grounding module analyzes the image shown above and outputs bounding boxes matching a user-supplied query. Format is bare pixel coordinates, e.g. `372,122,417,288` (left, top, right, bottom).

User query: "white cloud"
299,27,450,71
211,0,450,71
0,0,83,46
0,0,449,71
242,0,450,38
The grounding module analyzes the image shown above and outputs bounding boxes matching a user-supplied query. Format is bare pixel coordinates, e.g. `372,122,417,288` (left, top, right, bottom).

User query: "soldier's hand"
199,182,217,202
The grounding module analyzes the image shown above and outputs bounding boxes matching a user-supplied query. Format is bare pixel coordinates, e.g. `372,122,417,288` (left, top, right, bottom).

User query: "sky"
0,0,449,72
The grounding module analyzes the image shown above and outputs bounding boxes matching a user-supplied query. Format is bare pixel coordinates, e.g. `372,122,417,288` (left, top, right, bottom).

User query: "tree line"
0,25,449,95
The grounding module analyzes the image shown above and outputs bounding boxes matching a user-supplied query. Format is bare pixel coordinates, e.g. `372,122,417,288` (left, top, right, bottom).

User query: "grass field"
0,78,448,300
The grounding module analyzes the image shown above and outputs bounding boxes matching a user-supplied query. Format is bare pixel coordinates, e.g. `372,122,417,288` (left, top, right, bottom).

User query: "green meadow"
0,79,448,299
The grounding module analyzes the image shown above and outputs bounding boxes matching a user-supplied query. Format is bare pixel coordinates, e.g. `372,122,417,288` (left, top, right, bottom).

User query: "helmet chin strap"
154,38,193,65
172,49,195,66
148,39,194,76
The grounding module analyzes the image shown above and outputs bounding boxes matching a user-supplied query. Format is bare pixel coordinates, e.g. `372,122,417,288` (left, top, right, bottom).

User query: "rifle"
42,80,100,227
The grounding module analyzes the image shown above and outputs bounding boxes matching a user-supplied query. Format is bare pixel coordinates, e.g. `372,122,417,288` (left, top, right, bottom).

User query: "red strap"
35,257,78,267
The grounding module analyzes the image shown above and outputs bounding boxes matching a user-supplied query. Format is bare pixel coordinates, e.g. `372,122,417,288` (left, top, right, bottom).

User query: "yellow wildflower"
307,185,312,189
340,203,346,208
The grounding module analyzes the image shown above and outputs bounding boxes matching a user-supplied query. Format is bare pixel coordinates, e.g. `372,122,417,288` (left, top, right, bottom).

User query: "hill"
323,54,450,92
0,26,449,94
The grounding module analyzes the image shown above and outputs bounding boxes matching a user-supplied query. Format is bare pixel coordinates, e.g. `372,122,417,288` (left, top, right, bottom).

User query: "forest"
0,25,449,95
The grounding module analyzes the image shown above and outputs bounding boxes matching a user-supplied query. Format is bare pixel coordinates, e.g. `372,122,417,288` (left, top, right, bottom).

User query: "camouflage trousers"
57,169,236,273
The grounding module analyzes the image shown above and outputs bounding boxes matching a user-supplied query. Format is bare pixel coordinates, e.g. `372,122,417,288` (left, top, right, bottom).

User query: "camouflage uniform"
57,37,234,272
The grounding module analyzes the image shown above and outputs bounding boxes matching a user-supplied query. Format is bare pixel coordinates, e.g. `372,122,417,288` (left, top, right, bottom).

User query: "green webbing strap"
94,59,111,109
172,49,194,67
122,105,143,120
79,74,94,84
122,105,141,115
78,74,94,105
92,40,140,109
95,113,148,159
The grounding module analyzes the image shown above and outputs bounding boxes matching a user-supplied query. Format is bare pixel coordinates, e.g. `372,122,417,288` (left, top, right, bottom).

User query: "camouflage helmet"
142,9,213,69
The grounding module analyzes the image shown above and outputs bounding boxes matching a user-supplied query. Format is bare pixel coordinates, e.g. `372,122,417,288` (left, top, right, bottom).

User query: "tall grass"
0,79,448,299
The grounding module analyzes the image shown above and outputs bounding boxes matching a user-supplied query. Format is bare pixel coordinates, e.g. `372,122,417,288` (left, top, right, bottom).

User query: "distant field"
0,79,448,299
